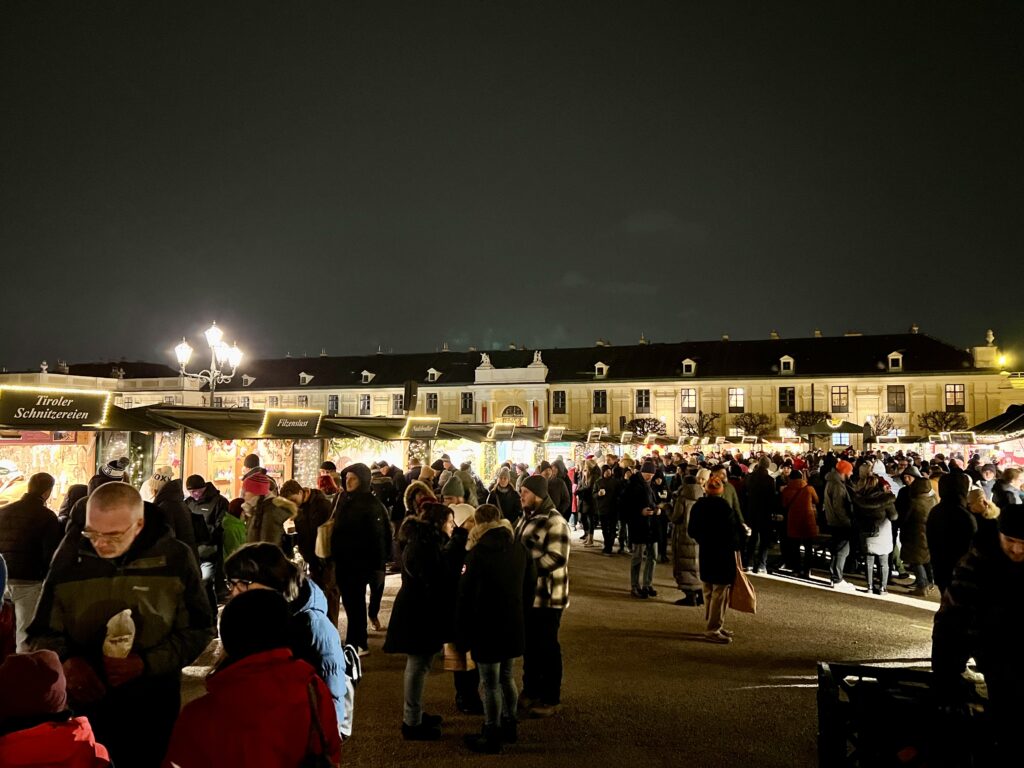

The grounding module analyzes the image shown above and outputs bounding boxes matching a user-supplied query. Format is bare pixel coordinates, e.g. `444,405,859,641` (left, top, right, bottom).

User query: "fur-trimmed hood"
403,480,436,513
466,519,514,550
268,495,298,516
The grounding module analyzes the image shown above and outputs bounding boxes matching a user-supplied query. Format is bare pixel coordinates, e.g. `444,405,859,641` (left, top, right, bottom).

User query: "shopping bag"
442,642,476,672
315,519,334,559
729,552,757,614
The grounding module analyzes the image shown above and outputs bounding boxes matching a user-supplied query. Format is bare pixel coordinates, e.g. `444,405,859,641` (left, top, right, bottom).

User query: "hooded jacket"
455,522,535,663
245,495,297,546
621,473,657,544
331,464,391,574
184,482,228,562
0,493,62,581
991,480,1024,511
901,478,937,565
153,480,198,557
927,474,977,593
289,579,349,738
291,489,333,567
163,648,340,768
823,470,853,529
744,465,779,532
782,478,819,540
669,481,702,590
851,483,898,555
27,503,215,680
687,494,745,585
383,520,468,656
402,480,436,519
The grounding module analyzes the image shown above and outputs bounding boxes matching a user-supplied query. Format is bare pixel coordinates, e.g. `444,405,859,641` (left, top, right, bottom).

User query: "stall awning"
101,406,174,432
437,424,494,443
144,406,267,440
970,405,1024,437
324,418,405,442
798,420,866,436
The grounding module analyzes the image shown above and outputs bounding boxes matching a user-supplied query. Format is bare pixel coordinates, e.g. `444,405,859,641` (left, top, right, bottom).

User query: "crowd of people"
1,442,1022,763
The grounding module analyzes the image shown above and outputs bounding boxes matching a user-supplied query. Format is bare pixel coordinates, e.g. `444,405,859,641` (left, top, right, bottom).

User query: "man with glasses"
26,482,214,768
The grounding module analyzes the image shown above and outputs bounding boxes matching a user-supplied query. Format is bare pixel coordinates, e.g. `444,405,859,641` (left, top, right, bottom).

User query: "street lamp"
174,323,243,408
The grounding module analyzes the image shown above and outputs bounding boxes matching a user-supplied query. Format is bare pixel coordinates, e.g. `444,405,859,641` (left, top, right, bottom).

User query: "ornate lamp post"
174,323,243,408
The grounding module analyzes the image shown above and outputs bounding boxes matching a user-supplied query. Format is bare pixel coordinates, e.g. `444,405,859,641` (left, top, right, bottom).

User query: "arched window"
501,405,526,425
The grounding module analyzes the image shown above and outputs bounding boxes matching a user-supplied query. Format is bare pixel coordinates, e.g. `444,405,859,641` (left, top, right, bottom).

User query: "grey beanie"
441,475,465,499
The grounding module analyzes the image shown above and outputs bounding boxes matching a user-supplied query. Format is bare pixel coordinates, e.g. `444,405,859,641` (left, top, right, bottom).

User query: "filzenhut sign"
0,388,110,429
260,409,321,437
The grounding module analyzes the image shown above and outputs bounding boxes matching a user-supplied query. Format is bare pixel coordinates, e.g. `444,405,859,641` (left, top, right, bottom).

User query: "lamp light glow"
204,323,224,347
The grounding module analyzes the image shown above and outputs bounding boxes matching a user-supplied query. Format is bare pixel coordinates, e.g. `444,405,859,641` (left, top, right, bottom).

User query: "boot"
500,716,518,744
464,723,502,754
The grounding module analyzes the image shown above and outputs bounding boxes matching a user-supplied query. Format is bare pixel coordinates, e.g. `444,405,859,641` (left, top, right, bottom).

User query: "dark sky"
2,1,1022,370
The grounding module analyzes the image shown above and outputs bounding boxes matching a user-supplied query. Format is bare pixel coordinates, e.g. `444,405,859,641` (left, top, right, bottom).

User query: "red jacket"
163,648,340,768
782,479,820,540
0,716,111,767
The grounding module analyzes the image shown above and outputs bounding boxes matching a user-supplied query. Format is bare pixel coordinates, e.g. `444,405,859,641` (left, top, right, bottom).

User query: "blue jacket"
290,580,348,737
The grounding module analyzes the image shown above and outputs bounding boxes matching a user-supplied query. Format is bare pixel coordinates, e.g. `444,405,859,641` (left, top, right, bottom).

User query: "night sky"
2,2,1022,370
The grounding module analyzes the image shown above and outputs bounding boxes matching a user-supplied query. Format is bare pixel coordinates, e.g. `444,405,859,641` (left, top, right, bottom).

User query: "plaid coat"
515,497,571,609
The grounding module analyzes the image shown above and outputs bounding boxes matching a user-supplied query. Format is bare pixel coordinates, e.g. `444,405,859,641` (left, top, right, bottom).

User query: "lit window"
728,427,744,437
426,393,438,414
552,391,567,414
328,395,339,414
392,394,404,414
593,390,607,414
945,384,965,413
778,387,795,414
297,395,308,407
240,396,250,408
461,392,474,415
268,396,280,407
831,385,849,413
887,385,906,413
635,389,651,414
832,432,850,446
359,395,371,415
728,388,745,413
680,388,697,414
779,427,796,438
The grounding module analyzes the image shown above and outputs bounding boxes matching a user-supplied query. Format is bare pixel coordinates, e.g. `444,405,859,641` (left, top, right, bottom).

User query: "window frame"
593,389,608,414
460,392,474,416
945,383,966,413
778,386,796,414
830,385,850,414
727,387,745,414
680,387,697,414
425,392,439,414
552,390,567,415
268,395,280,407
635,389,651,415
392,393,405,415
359,394,372,416
296,395,309,407
886,385,906,413
328,394,339,414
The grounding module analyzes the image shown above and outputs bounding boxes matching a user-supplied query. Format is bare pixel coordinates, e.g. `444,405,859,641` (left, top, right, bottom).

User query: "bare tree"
625,417,666,437
868,414,896,436
679,410,720,438
917,410,969,433
785,411,831,430
733,412,772,437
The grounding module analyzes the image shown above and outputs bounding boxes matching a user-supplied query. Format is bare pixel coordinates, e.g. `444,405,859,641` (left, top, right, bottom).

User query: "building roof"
66,361,181,379
211,332,978,391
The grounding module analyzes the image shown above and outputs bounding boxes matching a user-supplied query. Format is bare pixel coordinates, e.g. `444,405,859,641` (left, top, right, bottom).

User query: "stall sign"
402,417,440,439
259,409,322,437
543,426,565,442
0,430,77,444
0,387,111,429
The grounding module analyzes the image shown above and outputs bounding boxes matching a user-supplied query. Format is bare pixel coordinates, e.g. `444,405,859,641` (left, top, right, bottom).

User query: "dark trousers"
600,513,617,553
312,560,340,627
747,527,774,571
338,569,371,650
368,569,386,622
830,534,852,583
523,607,563,706
454,667,482,706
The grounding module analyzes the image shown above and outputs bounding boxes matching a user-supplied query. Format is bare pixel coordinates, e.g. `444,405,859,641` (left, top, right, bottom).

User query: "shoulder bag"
301,679,336,768
315,494,340,559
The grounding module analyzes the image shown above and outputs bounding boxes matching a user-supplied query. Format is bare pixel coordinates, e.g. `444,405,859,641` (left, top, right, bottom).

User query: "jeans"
523,607,563,705
630,542,657,588
702,583,731,633
403,652,437,726
865,554,890,593
368,570,386,622
909,562,934,587
338,570,370,650
478,659,518,726
829,532,851,583
747,528,773,572
7,580,42,650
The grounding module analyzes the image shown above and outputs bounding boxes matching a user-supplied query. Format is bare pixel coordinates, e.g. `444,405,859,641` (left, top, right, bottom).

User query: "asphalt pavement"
182,537,939,768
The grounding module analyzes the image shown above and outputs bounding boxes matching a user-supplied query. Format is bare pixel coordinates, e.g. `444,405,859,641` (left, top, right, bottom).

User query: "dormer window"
888,352,903,372
427,368,441,383
682,358,697,377
299,372,314,386
361,370,375,384
779,355,795,375
242,375,255,387
594,362,608,379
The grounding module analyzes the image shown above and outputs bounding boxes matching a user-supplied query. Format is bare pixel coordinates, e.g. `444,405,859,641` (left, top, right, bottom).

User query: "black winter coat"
455,524,535,663
486,484,523,526
593,476,619,517
0,493,62,581
184,482,228,562
927,498,978,593
383,521,468,656
154,480,198,558
331,491,391,575
293,489,334,567
687,495,745,585
621,475,657,544
744,469,778,532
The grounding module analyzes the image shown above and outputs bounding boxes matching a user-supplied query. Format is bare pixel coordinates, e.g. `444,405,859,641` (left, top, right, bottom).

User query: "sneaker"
402,721,442,741
644,586,658,597
719,628,735,638
832,580,856,592
630,587,648,599
704,630,732,644
528,702,561,718
673,595,696,607
370,617,383,632
357,647,370,657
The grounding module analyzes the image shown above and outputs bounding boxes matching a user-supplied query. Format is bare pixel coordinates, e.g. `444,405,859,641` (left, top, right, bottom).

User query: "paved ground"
183,539,939,767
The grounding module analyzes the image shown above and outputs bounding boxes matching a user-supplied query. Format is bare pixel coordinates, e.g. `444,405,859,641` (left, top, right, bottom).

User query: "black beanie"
220,590,291,661
998,506,1024,540
186,474,206,491
522,474,549,499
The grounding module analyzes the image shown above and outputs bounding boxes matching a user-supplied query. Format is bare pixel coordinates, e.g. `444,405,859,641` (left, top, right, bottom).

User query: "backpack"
343,644,362,687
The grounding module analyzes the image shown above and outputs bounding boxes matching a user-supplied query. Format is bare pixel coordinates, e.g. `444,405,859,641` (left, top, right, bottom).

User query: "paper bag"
103,609,136,658
729,552,757,614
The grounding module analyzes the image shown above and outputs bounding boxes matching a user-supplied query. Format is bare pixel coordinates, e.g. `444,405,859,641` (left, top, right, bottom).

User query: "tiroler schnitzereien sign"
0,388,110,429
